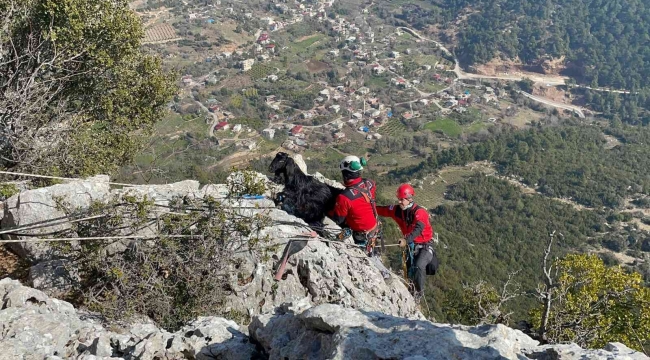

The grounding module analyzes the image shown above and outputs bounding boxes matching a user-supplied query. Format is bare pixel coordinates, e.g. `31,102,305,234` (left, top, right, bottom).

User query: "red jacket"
377,203,433,244
328,178,378,232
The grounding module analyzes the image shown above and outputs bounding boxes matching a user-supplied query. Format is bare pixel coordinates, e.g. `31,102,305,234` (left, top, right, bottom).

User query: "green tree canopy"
532,254,650,352
0,0,176,176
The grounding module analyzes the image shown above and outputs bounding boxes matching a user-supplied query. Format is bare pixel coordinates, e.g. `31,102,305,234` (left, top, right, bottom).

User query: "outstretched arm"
376,205,396,218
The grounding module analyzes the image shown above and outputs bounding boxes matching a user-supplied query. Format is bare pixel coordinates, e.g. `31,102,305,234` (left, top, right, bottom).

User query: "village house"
352,112,363,120
334,132,346,140
373,133,382,140
267,74,278,82
301,111,314,119
257,33,270,44
214,121,230,131
357,87,370,95
240,59,255,72
422,64,432,71
390,51,401,59
329,104,341,113
232,124,242,132
262,128,276,140
290,125,304,136
371,64,386,74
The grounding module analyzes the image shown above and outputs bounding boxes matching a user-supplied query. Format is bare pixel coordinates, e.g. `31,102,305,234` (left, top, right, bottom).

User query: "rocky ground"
0,167,648,359
1,278,647,359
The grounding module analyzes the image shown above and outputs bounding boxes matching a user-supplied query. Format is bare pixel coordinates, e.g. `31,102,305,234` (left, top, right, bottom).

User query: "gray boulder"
223,204,419,319
0,278,257,360
1,175,111,262
250,303,650,360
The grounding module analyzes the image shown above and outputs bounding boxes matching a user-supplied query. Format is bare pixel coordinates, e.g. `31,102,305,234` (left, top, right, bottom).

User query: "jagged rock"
225,204,419,319
527,342,649,360
0,172,418,315
0,279,257,360
1,281,647,360
291,154,309,174
250,303,649,360
29,259,78,298
1,175,111,262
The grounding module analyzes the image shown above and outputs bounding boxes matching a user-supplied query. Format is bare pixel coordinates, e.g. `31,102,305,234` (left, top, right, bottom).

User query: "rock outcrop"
0,278,257,359
0,171,418,319
1,279,647,360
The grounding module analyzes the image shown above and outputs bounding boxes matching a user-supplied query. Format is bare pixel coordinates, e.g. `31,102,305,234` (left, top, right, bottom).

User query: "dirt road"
518,91,586,118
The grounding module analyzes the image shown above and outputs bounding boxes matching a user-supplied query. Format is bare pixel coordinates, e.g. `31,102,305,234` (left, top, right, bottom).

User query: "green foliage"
424,119,462,137
229,94,244,108
445,281,509,325
247,64,273,80
227,169,268,196
396,125,650,208
56,192,272,331
428,176,603,323
0,183,19,200
0,0,177,176
409,0,650,90
531,254,650,352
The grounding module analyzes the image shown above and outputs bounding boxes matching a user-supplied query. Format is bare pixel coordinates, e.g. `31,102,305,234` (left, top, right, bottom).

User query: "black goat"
268,152,342,229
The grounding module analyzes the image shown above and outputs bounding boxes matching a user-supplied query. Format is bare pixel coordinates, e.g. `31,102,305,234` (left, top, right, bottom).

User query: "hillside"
387,0,650,90
0,173,648,359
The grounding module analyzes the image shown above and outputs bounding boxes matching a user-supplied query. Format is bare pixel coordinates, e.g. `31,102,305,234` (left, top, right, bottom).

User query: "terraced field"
378,119,408,136
247,64,274,80
143,24,179,43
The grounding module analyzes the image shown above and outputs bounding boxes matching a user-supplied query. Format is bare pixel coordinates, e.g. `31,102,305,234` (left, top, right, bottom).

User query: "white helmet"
340,155,366,172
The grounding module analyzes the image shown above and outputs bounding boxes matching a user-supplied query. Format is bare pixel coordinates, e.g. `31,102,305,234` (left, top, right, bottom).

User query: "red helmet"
396,184,415,200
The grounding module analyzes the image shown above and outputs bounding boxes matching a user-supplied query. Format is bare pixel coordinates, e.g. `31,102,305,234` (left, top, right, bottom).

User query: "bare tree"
536,230,562,342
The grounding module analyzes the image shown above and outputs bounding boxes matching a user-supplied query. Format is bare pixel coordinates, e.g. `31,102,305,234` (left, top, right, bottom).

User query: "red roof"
266,43,276,48
459,100,468,106
290,125,303,135
215,121,229,130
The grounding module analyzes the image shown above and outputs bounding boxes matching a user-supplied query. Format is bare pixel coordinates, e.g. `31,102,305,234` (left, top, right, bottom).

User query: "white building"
232,124,242,132
240,59,255,72
262,128,276,140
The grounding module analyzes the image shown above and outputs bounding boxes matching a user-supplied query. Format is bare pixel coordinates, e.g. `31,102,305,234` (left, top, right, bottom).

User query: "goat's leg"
307,219,326,238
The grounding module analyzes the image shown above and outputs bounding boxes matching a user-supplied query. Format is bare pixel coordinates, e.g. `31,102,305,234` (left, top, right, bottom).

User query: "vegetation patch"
306,60,330,73
378,119,408,136
424,119,462,137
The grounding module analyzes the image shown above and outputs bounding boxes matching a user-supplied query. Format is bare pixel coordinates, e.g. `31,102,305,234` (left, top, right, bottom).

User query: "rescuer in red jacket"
377,184,435,299
328,156,379,245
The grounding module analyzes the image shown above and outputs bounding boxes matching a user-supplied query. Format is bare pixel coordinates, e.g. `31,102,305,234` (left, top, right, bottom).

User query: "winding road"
518,91,585,118
398,26,632,96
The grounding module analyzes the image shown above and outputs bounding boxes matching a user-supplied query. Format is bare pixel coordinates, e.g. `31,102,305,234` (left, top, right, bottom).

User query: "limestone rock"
1,175,111,262
0,279,257,360
250,303,649,360
29,259,79,298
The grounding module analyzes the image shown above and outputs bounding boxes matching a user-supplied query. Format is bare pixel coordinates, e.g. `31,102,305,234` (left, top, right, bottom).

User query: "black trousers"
407,243,434,295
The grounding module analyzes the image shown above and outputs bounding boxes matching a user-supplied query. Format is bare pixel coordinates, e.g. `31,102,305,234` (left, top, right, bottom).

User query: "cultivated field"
144,24,179,43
